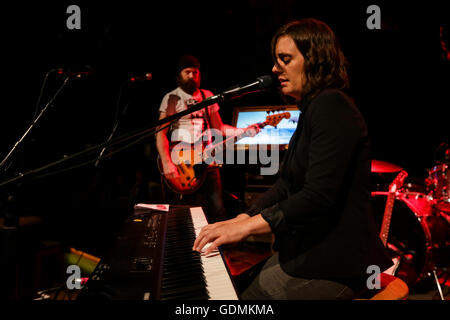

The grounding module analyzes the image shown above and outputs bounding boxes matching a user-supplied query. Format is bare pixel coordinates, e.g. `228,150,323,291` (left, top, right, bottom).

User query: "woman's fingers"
193,216,252,254
193,220,230,251
193,228,218,253
202,239,222,256
193,225,211,251
193,220,249,254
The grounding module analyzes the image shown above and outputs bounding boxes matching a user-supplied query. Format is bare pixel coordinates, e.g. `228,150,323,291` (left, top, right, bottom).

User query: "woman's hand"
193,213,272,255
193,214,251,255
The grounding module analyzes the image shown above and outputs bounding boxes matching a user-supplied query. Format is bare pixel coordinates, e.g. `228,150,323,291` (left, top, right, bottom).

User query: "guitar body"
157,140,209,194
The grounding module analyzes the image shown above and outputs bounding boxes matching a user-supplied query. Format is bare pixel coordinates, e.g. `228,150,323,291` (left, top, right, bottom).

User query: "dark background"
1,1,449,257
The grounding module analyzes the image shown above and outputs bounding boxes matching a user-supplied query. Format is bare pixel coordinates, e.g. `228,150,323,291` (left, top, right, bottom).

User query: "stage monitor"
231,105,300,148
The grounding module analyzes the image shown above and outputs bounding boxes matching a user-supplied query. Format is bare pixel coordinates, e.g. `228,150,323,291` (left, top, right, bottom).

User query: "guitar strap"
199,89,212,131
199,89,218,168
166,94,180,117
165,94,181,140
166,90,211,129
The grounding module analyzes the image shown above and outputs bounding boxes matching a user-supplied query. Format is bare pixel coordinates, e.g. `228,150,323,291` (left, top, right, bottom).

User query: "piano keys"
189,207,239,300
78,205,238,300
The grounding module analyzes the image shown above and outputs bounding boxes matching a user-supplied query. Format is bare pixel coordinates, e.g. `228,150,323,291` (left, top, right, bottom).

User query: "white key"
190,207,238,300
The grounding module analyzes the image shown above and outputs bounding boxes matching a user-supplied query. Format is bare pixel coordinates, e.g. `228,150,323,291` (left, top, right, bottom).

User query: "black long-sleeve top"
247,89,392,287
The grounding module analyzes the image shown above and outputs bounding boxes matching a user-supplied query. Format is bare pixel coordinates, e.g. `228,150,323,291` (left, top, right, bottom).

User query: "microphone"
129,73,153,82
55,68,94,78
219,75,277,100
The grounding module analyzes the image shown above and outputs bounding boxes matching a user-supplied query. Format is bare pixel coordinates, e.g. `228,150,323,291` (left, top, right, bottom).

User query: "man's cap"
177,55,200,74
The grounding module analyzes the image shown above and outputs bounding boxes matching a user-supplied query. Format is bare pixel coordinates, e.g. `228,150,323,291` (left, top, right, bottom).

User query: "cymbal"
371,160,402,173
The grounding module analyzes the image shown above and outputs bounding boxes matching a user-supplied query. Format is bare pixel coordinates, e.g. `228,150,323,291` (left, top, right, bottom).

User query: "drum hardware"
426,163,450,213
430,269,445,300
371,159,402,173
371,150,450,298
371,189,449,298
386,242,414,267
400,192,434,218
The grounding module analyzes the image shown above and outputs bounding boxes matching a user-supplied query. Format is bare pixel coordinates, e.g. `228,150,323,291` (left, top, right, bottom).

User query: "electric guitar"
157,112,291,194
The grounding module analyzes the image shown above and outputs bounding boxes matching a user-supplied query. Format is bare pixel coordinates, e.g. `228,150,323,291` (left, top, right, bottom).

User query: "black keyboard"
78,205,238,300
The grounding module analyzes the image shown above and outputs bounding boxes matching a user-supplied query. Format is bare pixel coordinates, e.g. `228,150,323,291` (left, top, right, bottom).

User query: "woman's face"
272,35,306,101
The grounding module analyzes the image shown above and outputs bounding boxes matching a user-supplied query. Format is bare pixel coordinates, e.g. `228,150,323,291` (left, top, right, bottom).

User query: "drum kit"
371,157,450,297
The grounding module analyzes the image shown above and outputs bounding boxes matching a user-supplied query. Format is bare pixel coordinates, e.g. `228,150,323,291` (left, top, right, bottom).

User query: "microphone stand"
0,92,226,189
0,74,279,188
0,76,72,173
92,81,136,248
0,75,71,300
94,81,133,168
0,75,274,184
94,116,123,168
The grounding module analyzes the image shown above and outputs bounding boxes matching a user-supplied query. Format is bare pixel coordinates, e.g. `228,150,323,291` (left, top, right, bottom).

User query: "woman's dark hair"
271,19,349,103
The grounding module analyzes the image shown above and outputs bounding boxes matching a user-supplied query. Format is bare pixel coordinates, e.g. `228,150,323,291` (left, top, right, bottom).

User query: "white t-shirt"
159,87,219,143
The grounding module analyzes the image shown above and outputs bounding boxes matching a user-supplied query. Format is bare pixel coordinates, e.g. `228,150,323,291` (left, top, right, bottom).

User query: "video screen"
233,109,301,145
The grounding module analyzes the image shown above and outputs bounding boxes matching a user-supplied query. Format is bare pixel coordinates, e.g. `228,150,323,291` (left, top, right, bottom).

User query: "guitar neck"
380,191,396,247
379,170,407,247
206,122,266,154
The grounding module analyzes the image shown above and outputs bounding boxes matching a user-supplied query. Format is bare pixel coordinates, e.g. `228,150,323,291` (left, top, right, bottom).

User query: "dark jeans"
162,167,227,223
240,253,355,300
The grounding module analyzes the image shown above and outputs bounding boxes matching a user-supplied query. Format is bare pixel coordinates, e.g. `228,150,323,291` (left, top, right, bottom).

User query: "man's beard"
177,76,199,95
